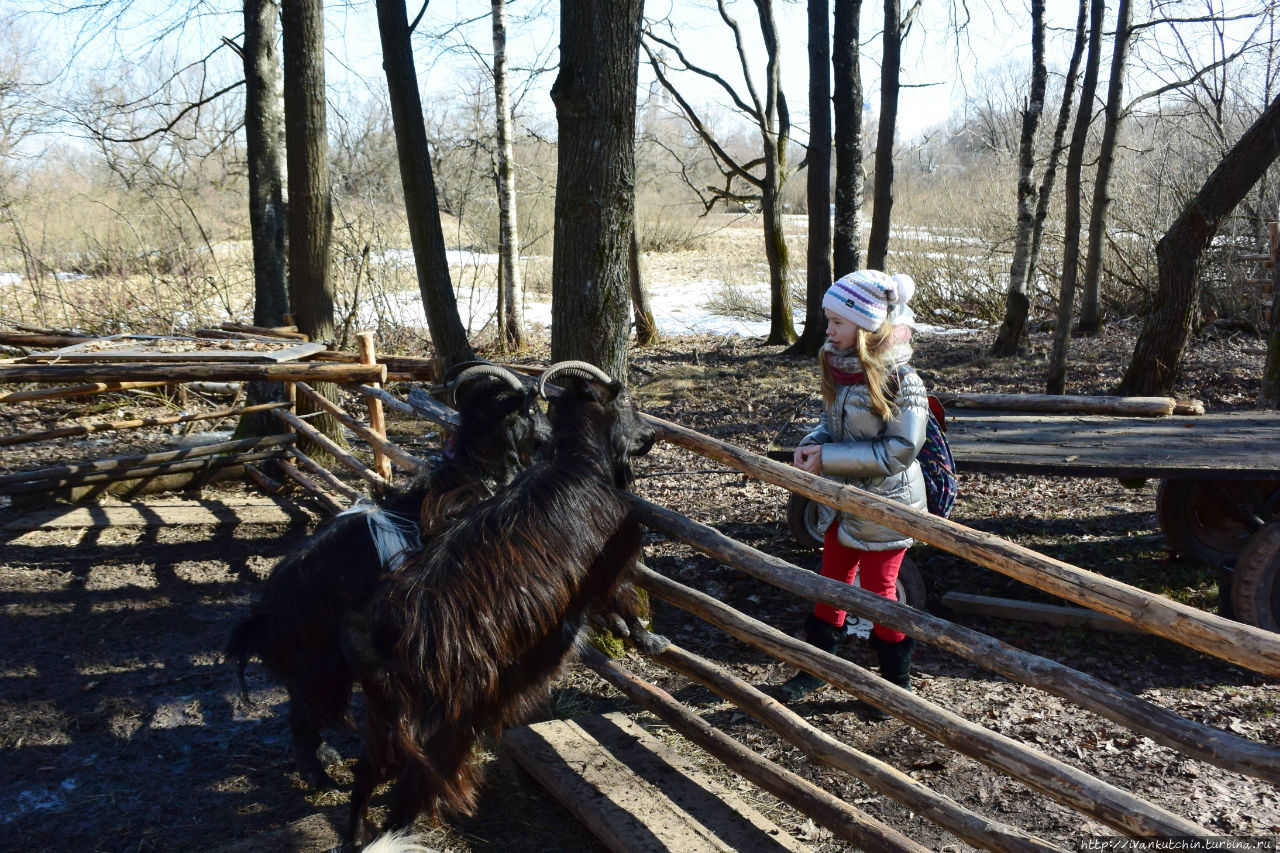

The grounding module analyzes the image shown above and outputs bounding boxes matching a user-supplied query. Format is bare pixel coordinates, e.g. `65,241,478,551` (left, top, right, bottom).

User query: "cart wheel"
895,554,927,610
1156,478,1277,565
1231,522,1280,632
786,493,828,550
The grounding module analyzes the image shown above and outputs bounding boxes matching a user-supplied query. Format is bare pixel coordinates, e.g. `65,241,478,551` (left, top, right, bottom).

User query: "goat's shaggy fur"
342,373,655,847
224,374,548,789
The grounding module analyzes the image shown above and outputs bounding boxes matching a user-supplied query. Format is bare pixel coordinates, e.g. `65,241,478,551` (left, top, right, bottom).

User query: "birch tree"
491,0,525,351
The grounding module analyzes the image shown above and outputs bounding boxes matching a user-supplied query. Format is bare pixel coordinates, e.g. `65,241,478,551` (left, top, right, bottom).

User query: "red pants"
814,522,907,643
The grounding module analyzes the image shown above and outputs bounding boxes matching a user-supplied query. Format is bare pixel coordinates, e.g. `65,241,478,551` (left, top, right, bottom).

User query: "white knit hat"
823,270,898,331
888,273,916,328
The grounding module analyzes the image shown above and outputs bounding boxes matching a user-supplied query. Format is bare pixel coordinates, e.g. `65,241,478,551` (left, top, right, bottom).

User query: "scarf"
822,343,865,385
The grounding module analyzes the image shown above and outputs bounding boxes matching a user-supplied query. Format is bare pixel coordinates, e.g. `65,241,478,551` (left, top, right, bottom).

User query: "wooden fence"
2,331,1278,850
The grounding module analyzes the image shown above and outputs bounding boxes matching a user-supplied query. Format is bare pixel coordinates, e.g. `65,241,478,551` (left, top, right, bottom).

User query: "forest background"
3,0,1280,402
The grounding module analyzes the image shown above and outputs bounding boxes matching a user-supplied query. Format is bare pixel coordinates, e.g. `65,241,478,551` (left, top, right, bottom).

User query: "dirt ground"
2,324,1279,852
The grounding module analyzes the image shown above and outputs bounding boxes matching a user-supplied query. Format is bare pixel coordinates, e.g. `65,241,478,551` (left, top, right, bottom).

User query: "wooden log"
579,648,931,853
285,446,362,503
1173,399,1206,415
354,384,460,429
276,459,345,515
634,568,1210,839
0,448,284,494
0,433,296,485
0,381,169,404
194,328,297,344
935,392,1176,416
624,495,1280,785
637,636,1059,852
356,332,391,480
644,414,1280,677
220,322,309,340
243,463,288,496
293,382,428,474
0,401,290,448
271,408,390,491
940,592,1144,634
0,332,94,348
0,362,386,385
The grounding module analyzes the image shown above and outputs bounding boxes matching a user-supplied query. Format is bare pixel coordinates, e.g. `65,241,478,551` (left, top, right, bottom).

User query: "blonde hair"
820,322,898,420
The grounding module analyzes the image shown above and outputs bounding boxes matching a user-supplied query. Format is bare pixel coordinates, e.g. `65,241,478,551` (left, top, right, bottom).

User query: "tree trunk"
990,0,1046,358
787,0,832,357
631,228,658,345
1046,0,1105,395
832,0,864,279
281,0,344,449
754,0,795,346
492,0,526,351
1119,91,1280,397
1020,0,1089,349
1079,0,1132,335
866,0,902,271
237,0,290,441
244,0,288,329
551,0,644,379
376,0,476,368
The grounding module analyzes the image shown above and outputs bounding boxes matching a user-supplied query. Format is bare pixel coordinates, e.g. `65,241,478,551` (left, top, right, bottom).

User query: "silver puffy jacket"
798,354,929,551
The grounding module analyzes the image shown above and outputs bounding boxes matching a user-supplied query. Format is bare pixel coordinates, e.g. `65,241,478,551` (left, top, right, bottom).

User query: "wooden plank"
946,411,1280,478
504,712,810,853
3,497,303,530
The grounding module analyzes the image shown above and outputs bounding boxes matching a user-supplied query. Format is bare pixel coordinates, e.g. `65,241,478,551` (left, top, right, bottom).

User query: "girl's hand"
793,444,822,474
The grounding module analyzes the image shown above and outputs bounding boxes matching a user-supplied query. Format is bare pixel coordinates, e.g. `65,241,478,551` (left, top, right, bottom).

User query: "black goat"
341,361,656,848
224,365,549,790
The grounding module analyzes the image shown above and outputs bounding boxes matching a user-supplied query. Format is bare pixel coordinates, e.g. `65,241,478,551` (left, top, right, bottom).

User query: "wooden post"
356,331,391,481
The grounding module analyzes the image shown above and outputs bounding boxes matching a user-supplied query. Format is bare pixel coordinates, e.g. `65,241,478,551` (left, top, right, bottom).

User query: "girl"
780,269,928,712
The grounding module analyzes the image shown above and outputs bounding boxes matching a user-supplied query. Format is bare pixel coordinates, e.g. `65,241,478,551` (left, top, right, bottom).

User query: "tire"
786,493,828,550
1231,522,1280,632
895,554,927,610
1156,478,1277,565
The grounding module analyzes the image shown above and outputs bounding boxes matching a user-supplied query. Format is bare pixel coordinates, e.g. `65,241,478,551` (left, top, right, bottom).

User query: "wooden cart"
782,410,1280,631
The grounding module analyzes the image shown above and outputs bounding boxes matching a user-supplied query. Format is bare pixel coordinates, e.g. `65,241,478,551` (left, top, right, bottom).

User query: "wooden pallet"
503,712,810,853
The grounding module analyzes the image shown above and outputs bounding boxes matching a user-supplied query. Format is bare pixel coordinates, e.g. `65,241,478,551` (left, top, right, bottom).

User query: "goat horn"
538,360,621,399
450,364,526,403
442,359,496,386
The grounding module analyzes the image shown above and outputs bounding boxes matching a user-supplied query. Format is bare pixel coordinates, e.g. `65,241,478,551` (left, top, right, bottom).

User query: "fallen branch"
0,381,169,404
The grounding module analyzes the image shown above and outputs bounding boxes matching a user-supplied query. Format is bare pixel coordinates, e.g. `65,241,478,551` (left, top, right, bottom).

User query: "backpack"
919,395,957,518
893,368,958,518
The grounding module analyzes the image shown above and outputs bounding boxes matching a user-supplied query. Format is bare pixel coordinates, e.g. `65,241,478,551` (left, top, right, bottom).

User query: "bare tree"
865,0,922,271
551,0,644,377
642,0,796,345
375,0,475,367
994,0,1089,357
832,0,865,279
281,0,344,446
788,0,833,357
990,0,1047,357
491,0,525,351
1079,0,1133,334
1119,90,1280,399
1046,0,1105,395
240,0,288,329
630,228,659,345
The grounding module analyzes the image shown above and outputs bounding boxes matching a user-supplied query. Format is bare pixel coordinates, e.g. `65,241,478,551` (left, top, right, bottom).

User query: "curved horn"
450,364,526,404
538,360,620,399
442,359,496,386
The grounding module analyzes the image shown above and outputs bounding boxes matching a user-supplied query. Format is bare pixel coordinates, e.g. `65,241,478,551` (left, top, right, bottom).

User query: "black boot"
864,634,916,721
780,615,845,702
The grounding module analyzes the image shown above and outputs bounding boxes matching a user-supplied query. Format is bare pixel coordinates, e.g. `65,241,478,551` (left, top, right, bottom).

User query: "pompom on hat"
823,269,900,331
888,273,916,328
